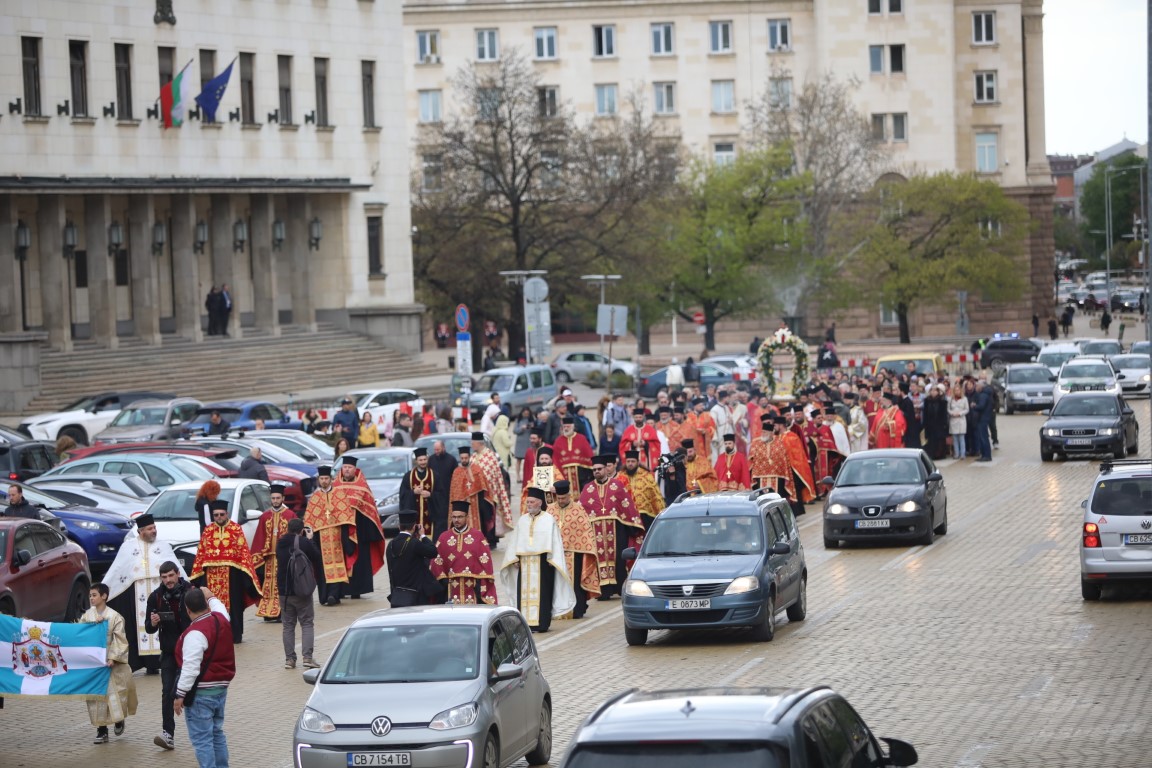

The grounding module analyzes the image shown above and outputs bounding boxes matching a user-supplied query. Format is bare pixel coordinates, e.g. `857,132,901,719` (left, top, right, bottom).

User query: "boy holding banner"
80,582,138,743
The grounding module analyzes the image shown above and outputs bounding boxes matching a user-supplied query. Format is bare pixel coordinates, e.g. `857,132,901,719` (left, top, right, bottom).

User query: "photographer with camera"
145,559,194,751
657,443,688,506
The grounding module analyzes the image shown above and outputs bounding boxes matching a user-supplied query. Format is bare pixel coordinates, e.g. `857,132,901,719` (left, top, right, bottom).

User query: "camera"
158,610,176,623
656,450,685,472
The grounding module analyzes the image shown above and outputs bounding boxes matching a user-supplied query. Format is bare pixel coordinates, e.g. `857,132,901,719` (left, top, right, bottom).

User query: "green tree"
1079,153,1147,268
838,172,1030,344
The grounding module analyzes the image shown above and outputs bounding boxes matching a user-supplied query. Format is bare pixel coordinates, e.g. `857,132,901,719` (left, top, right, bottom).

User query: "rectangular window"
890,44,905,73
540,150,562,187
653,82,676,114
114,247,130,287
889,0,903,12
974,71,997,102
476,29,499,61
314,57,329,126
417,30,440,63
710,21,733,53
367,216,383,275
593,25,616,57
21,37,41,116
422,154,443,191
769,77,792,110
418,89,441,123
973,12,995,44
711,80,735,113
979,218,1002,238
651,22,674,55
595,84,617,116
535,27,557,60
537,86,558,118
975,132,998,172
869,45,884,73
361,60,376,127
714,142,736,167
880,305,898,326
239,52,256,124
477,87,501,121
69,41,88,117
871,114,886,141
74,251,89,289
114,43,133,119
868,0,882,13
157,46,174,88
892,112,907,141
277,55,293,123
199,49,216,121
768,19,791,51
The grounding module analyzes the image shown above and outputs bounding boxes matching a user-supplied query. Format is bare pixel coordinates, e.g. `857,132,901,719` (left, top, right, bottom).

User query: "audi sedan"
822,449,948,548
1039,393,1139,462
294,605,553,768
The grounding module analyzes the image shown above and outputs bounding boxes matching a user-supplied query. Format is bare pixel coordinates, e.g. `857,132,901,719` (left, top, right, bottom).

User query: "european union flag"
195,61,234,123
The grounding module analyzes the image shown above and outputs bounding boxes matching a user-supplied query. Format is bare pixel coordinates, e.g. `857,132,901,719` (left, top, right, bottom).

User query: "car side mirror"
242,509,261,525
926,472,943,483
302,668,320,685
1080,499,1087,508
15,549,32,566
622,547,638,561
1049,376,1057,382
1116,374,1126,380
170,418,183,427
770,541,791,555
301,451,318,461
881,737,919,767
490,663,523,683
819,476,835,486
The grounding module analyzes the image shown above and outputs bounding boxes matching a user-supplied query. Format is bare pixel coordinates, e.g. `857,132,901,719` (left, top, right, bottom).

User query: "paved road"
4,407,1151,768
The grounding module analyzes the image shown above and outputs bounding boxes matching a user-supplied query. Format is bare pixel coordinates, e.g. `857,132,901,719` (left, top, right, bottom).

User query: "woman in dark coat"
921,384,950,460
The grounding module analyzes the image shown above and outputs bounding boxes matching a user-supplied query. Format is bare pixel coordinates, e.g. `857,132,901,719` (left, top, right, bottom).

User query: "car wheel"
823,536,840,549
1081,579,1102,601
59,425,89,446
1041,447,1054,462
1113,441,1126,460
1004,402,1015,415
624,626,648,646
990,357,1006,373
751,591,776,642
1128,426,1140,455
934,505,949,536
482,731,499,768
64,580,89,622
785,574,807,622
916,514,936,546
524,700,552,765
555,371,571,383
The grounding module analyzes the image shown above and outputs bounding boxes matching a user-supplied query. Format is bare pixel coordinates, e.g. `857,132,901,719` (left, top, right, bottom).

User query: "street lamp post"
499,269,548,364
581,274,622,383
1104,164,1144,302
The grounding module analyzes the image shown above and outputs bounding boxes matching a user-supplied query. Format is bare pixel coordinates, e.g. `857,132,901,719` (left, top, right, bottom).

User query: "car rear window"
1091,477,1152,516
565,742,783,768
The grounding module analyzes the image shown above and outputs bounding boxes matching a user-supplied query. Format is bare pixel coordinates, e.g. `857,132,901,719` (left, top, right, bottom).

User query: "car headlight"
1097,428,1117,436
1057,385,1069,393
1142,373,1151,383
1043,428,1061,437
896,500,920,513
382,492,399,507
76,520,105,531
624,579,653,597
299,707,336,733
723,575,759,595
826,503,848,515
429,702,478,730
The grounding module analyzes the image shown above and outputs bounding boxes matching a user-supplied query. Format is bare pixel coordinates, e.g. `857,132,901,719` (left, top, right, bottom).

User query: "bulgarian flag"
160,61,194,128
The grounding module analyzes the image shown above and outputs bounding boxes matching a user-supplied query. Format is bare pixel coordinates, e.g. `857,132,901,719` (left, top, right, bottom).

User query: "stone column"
1022,6,1051,184
0,196,21,333
287,195,316,331
210,194,241,338
128,196,162,345
250,194,280,336
171,195,203,342
37,196,72,351
84,195,118,349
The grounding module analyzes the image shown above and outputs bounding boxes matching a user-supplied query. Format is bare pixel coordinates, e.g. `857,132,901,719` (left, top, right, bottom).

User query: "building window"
21,37,42,116
199,49,216,121
710,21,733,53
239,52,256,124
477,87,501,121
880,305,898,326
890,0,903,12
651,23,674,55
979,218,1002,238
973,12,995,44
768,77,792,110
114,247,130,287
314,57,329,126
537,86,558,118
714,142,736,167
419,89,442,123
974,71,997,103
869,45,884,73
417,30,440,63
361,60,376,127
892,113,908,141
535,27,557,60
277,55,293,123
975,131,998,172
768,20,791,52
74,251,89,289
476,29,499,61
114,43,133,119
653,82,676,114
69,41,88,117
158,46,174,88
540,150,562,187
595,84,618,116
871,114,886,141
868,0,882,13
711,80,735,114
422,154,443,191
593,25,616,57
890,44,905,73
367,216,383,275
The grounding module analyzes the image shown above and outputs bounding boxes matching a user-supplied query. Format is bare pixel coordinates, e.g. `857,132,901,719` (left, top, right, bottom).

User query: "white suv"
1053,357,1122,406
1080,460,1152,600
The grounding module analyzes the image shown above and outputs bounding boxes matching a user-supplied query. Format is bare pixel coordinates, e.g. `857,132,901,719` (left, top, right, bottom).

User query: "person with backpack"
275,517,323,670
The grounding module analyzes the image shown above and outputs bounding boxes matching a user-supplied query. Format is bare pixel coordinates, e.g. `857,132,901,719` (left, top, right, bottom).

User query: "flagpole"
155,60,196,105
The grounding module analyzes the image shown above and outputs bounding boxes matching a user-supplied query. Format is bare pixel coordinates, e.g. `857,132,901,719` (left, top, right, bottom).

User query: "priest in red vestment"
749,416,796,500
780,421,816,515
871,392,908,449
579,454,644,598
190,499,261,642
714,433,750,491
683,439,719,494
430,501,498,605
250,484,296,621
334,457,388,601
619,408,662,470
450,446,496,544
552,417,594,491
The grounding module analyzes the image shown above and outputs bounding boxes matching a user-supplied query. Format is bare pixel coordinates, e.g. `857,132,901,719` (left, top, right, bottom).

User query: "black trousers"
517,554,556,632
572,552,589,619
160,654,178,735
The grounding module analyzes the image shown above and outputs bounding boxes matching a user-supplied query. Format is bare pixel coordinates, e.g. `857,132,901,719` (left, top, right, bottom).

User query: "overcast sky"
1044,0,1147,156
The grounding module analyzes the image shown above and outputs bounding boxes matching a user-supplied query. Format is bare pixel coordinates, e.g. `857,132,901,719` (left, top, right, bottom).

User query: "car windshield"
473,373,513,392
165,457,215,481
3,485,67,510
1111,355,1151,370
147,488,236,521
1091,477,1152,516
643,515,763,556
62,395,99,411
415,434,471,456
322,625,481,683
109,406,168,427
188,409,242,425
1007,368,1053,384
1062,364,1113,379
353,454,410,479
565,742,784,768
1037,352,1077,368
262,433,334,461
837,457,923,486
1051,397,1119,417
1081,343,1121,356
879,359,934,374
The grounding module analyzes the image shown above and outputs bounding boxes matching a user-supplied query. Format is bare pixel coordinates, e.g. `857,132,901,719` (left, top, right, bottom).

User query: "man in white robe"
499,487,575,633
845,392,870,454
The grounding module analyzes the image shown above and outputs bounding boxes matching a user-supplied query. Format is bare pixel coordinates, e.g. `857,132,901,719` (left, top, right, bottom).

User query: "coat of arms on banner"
10,626,69,679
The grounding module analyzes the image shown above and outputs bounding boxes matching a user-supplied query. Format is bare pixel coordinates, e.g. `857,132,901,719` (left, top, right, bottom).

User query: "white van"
1036,343,1082,377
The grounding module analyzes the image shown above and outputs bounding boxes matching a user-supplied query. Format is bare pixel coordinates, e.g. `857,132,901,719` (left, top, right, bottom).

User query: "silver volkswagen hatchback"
294,605,552,768
1080,459,1152,600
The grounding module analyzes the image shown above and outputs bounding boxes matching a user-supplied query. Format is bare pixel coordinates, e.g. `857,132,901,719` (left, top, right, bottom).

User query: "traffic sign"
456,332,473,381
455,304,470,333
693,311,705,325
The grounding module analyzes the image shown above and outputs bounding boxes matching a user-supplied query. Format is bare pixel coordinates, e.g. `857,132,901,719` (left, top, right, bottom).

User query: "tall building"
1,0,421,357
404,0,1055,339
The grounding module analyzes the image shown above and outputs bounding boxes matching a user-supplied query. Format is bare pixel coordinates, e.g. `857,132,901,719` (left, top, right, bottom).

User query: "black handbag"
174,614,220,707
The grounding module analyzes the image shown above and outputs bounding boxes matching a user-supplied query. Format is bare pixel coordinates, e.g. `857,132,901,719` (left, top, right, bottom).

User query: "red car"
0,518,92,621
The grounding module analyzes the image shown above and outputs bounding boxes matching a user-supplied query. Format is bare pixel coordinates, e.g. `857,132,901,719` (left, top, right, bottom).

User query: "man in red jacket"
174,587,235,767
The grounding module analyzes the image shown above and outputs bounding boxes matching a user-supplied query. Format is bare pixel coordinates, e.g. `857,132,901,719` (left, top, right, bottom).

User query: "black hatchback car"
1039,392,1139,462
980,336,1041,371
822,449,947,548
0,440,58,481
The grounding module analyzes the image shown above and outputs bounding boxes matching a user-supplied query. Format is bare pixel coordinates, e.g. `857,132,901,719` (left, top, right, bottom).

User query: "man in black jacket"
144,561,193,751
276,517,323,670
386,511,440,606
